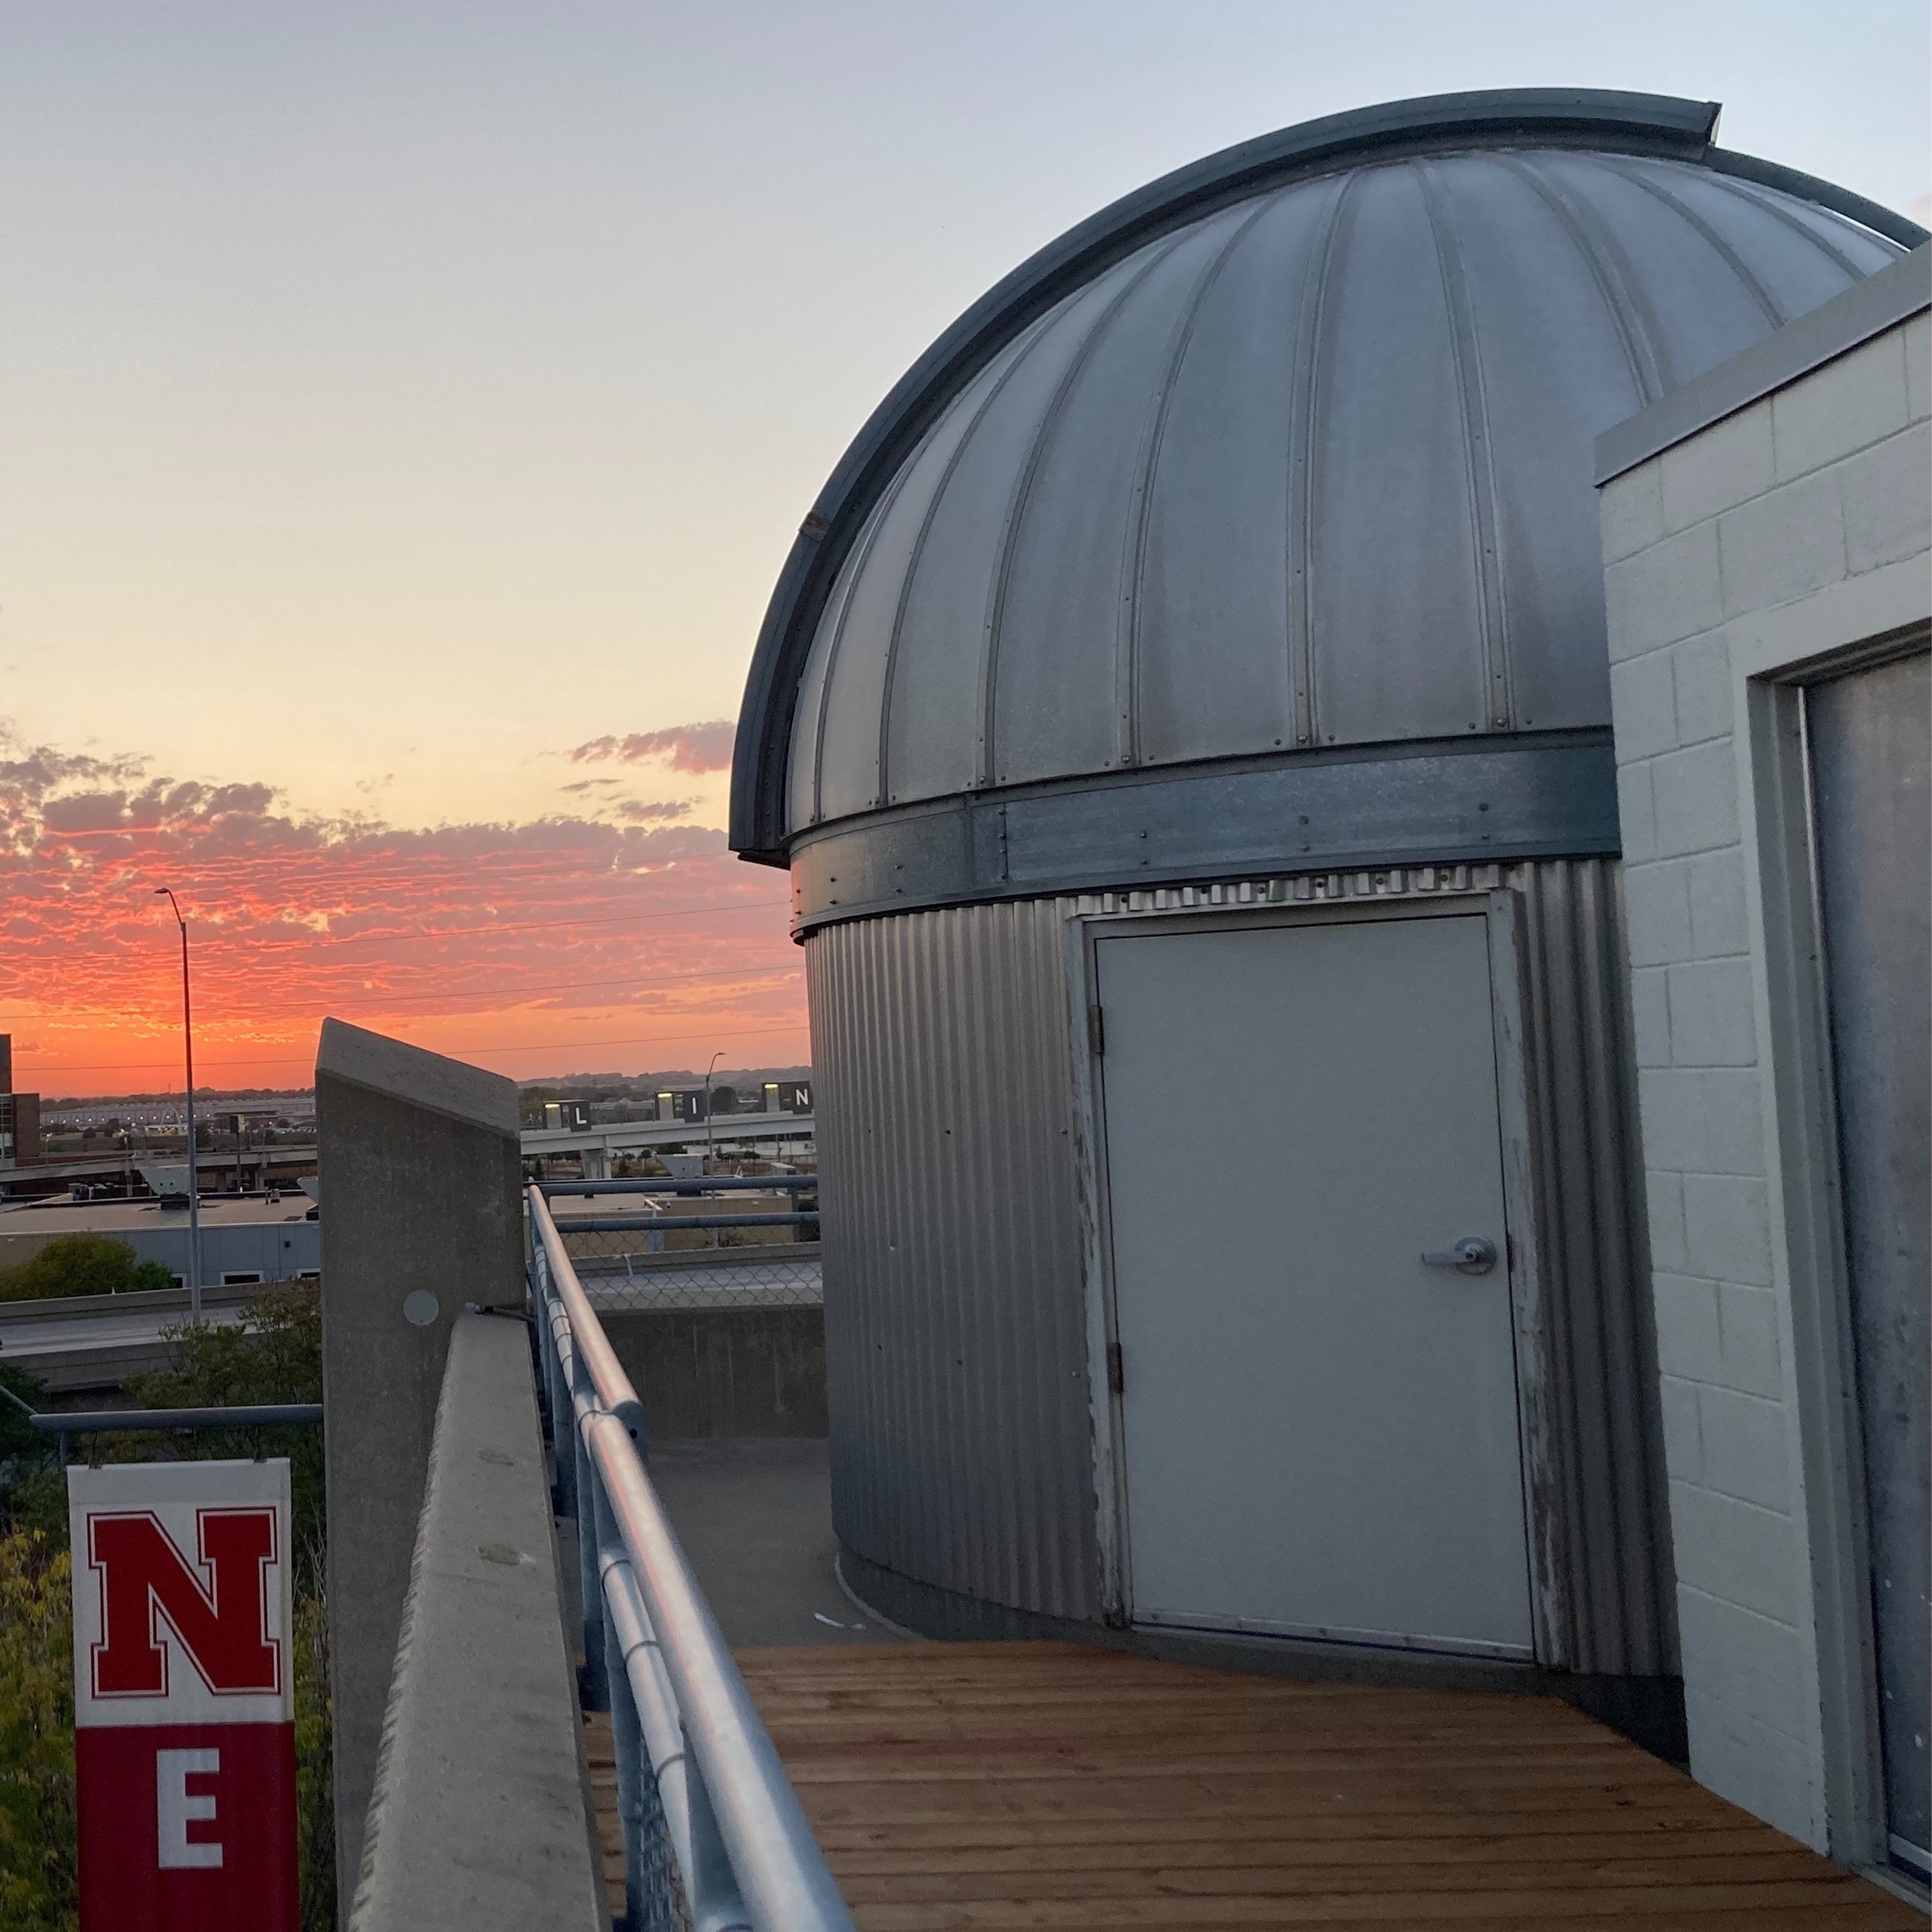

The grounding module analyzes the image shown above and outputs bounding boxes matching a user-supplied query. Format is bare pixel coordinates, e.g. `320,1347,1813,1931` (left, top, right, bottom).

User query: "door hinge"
1106,1342,1125,1396
1088,1003,1105,1057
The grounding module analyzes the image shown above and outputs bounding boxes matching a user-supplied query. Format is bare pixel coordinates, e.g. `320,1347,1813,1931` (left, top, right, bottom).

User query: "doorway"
1093,907,1535,1657
1807,646,1931,1878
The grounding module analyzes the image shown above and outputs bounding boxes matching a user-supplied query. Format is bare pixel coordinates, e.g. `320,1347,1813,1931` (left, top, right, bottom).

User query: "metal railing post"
603,1553,696,1928
576,1392,609,1710
597,1483,650,1932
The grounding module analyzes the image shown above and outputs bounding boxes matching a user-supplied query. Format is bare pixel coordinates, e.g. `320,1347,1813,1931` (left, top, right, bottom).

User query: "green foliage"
0,1236,172,1305
293,1590,336,1932
127,1282,325,1593
0,1479,63,1553
0,1368,61,1548
0,1532,76,1932
0,1368,47,1470
132,1280,322,1408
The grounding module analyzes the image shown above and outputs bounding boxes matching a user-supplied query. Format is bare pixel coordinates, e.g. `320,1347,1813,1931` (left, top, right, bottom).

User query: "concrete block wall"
1600,309,1930,1845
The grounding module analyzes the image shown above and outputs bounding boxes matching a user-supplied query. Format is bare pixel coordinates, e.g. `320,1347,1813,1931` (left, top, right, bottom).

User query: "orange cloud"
567,720,736,773
0,722,803,1098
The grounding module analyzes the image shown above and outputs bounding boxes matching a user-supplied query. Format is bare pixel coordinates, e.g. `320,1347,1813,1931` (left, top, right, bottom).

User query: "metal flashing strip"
1702,149,1930,253
1596,242,1932,483
786,736,1617,930
732,90,1726,861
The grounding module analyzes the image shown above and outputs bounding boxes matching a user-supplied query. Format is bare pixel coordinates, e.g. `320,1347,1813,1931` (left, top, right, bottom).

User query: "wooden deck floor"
590,1641,1922,1928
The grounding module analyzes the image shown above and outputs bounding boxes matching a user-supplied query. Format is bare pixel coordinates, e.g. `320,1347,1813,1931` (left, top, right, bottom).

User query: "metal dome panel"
736,92,1921,887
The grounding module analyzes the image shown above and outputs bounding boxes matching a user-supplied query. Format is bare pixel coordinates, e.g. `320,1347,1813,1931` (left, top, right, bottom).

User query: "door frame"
1063,887,1565,1659
1736,614,1931,1876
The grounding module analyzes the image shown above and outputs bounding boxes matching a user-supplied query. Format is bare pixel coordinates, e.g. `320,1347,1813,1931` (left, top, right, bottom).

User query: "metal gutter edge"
1702,149,1930,253
730,89,1722,862
1596,242,1931,484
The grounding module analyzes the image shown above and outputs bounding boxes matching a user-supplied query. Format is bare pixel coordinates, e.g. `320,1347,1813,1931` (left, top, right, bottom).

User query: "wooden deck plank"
582,1711,627,1919
585,1642,1919,1928
814,1822,1770,1855
823,1834,1808,1873
830,1853,1853,1898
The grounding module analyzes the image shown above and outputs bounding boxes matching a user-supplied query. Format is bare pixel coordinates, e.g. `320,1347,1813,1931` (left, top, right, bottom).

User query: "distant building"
0,1193,320,1286
646,1081,811,1123
0,1036,41,1167
653,1089,710,1123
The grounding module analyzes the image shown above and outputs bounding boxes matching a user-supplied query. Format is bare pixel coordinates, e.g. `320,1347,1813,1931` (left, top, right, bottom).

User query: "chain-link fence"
544,1187,822,1313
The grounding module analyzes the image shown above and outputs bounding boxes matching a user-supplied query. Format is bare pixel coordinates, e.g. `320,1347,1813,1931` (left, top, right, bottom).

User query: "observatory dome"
732,91,1916,912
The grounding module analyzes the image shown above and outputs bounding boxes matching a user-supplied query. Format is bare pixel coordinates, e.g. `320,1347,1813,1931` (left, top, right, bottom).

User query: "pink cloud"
613,799,695,822
0,720,802,1096
568,720,736,773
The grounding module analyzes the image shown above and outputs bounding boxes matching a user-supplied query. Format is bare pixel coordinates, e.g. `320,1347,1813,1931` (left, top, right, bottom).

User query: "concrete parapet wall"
349,1311,602,1932
602,1304,828,1438
317,1019,524,1902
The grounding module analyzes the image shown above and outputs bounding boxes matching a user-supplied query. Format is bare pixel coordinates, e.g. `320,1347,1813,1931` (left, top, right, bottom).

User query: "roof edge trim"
730,87,1725,861
1702,149,1931,253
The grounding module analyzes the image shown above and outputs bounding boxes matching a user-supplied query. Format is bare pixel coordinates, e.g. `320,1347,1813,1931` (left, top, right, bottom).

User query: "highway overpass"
0,1107,813,1196
520,1106,814,1177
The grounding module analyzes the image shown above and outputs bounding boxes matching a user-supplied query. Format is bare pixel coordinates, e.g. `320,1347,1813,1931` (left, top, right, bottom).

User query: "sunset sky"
2,3,1925,1096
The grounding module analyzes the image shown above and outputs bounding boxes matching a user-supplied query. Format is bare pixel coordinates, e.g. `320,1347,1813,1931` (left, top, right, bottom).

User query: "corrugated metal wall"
807,859,1676,1675
1516,860,1679,1676
807,896,1102,1622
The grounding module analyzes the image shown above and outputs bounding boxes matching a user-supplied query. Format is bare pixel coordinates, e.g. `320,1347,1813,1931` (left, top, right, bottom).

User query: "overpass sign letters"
69,1460,300,1931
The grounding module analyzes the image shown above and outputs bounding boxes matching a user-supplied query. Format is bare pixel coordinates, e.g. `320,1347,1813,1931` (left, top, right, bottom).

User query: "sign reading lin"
68,1460,301,1931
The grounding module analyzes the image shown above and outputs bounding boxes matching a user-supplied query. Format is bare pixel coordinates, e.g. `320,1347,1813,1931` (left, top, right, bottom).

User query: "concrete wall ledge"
0,1280,262,1325
349,1311,603,1932
320,1020,524,1895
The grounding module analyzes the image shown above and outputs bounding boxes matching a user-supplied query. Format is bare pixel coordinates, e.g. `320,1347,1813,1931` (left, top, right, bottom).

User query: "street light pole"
154,888,202,1320
703,1050,723,1179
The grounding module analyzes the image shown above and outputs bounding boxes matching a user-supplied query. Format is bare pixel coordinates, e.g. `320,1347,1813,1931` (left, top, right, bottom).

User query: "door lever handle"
1422,1236,1498,1274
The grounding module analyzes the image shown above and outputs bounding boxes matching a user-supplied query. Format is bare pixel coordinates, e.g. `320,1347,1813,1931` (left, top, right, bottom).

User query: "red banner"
68,1461,300,1932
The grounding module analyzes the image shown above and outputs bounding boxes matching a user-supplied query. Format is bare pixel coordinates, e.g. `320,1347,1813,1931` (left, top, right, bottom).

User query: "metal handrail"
29,1403,324,1433
555,1214,816,1234
542,1177,818,1196
526,1184,856,1932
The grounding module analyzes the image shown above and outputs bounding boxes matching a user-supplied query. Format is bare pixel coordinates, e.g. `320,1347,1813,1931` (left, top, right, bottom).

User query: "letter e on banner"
69,1459,300,1932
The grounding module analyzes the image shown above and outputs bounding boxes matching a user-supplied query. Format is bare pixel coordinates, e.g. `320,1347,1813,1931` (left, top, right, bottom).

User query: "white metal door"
1096,911,1533,1656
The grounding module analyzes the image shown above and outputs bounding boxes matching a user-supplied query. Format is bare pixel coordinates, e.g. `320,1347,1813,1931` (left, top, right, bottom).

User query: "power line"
184,897,794,953
237,964,798,1013
4,960,803,1025
24,1019,810,1077
0,903,800,1022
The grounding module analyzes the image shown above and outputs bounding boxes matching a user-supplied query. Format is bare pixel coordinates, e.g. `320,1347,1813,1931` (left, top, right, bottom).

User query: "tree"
0,1236,173,1305
0,1530,76,1931
127,1283,324,1587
